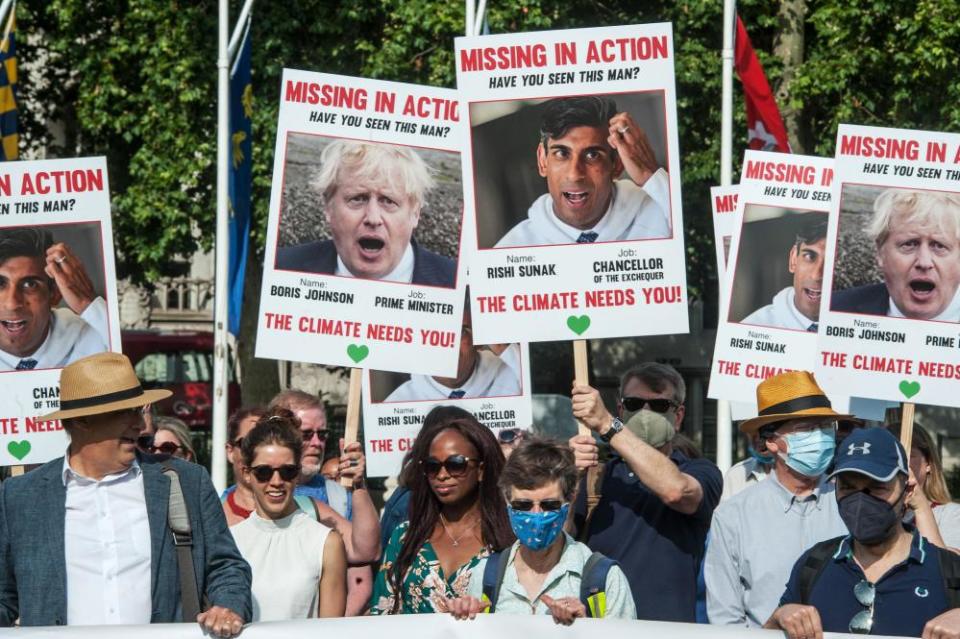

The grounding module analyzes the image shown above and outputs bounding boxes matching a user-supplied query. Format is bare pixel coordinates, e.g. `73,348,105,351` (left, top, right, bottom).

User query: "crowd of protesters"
3,353,960,638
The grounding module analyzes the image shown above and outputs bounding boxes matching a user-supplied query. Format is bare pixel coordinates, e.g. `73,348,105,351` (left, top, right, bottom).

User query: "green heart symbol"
566,315,591,336
7,440,31,461
899,380,921,399
346,344,369,364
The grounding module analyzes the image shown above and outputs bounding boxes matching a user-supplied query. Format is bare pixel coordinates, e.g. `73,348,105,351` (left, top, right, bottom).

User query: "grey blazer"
0,453,251,626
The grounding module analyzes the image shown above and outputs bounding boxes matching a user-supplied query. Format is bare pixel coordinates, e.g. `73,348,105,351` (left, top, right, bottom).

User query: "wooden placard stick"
899,402,915,454
9,465,23,477
340,367,363,488
573,339,590,437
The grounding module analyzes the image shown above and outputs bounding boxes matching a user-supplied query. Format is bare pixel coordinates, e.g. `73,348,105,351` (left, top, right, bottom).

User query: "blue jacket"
0,454,252,626
830,283,889,316
275,239,456,288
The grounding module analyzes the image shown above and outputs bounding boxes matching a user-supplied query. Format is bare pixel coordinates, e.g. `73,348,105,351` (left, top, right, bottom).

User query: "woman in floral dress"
371,406,514,614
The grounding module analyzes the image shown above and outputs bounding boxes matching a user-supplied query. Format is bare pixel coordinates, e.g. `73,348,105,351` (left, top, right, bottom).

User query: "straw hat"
739,371,854,435
42,352,172,421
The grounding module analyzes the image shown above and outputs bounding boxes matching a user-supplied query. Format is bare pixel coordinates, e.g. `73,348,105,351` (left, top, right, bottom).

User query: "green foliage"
17,0,960,310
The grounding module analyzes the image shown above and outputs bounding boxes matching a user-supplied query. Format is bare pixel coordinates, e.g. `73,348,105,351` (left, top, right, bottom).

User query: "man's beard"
301,460,321,480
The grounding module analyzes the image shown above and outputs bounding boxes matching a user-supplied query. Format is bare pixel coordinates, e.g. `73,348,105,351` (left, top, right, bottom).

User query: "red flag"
734,16,790,153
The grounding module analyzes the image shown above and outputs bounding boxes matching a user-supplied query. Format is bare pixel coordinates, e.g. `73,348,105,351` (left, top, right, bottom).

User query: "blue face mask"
748,445,774,465
507,504,569,551
779,428,836,477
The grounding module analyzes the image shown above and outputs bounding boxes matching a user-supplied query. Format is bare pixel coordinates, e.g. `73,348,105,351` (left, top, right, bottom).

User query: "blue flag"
0,6,18,161
228,20,252,336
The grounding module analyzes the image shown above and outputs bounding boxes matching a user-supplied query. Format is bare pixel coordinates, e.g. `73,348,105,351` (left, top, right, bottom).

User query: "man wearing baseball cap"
767,427,960,638
0,352,251,635
705,370,851,627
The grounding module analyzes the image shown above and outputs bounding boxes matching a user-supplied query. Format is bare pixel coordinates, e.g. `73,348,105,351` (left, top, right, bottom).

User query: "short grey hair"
866,189,960,248
619,362,686,404
312,141,435,211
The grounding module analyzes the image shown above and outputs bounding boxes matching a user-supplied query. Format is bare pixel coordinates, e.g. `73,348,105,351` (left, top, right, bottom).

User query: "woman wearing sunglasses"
371,406,514,614
230,413,347,620
149,416,196,461
447,438,635,623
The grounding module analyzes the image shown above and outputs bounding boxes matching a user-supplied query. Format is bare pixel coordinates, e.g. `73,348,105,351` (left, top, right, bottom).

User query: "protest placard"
0,157,120,466
816,124,960,408
709,151,834,405
256,70,469,377
363,341,532,477
456,24,688,344
710,185,739,286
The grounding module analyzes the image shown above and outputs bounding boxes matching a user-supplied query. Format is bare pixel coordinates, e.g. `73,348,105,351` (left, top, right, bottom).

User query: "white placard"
816,124,960,407
456,24,688,344
709,151,834,404
362,342,533,477
710,185,739,286
256,70,469,376
0,157,120,466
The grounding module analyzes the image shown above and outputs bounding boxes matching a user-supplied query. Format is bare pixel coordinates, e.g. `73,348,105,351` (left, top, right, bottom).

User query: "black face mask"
838,486,905,546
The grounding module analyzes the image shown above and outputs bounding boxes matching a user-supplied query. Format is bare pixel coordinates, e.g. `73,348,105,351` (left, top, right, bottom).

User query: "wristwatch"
599,417,624,443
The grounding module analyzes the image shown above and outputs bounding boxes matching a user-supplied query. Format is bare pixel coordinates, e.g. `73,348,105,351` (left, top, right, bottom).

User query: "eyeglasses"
136,435,155,451
620,396,678,413
149,442,182,456
301,429,327,443
509,499,566,512
848,579,875,634
249,464,301,483
421,455,477,478
498,428,523,445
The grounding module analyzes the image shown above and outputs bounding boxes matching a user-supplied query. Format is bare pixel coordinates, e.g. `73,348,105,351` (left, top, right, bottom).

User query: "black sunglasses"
249,464,300,483
149,442,182,455
509,499,566,512
621,396,678,413
498,428,523,444
136,434,155,451
301,429,327,443
421,455,477,478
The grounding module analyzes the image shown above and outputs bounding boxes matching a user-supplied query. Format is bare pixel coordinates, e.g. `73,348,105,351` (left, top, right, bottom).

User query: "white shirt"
721,457,771,501
935,502,960,549
384,350,521,402
494,170,671,247
742,286,816,331
230,510,331,621
888,288,960,321
335,243,415,283
62,455,152,626
0,297,109,371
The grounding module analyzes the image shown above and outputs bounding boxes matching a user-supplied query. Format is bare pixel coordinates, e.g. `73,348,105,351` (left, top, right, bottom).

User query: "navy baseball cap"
827,427,908,482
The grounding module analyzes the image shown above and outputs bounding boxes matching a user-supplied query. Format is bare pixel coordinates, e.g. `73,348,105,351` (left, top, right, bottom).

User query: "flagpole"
716,0,736,473
213,0,231,492
0,0,13,32
465,0,475,37
228,0,255,62
473,0,487,36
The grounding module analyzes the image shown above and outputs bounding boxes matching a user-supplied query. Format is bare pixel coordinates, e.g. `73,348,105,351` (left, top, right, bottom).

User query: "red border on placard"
0,219,111,375
828,181,960,327
271,131,466,292
467,89,675,251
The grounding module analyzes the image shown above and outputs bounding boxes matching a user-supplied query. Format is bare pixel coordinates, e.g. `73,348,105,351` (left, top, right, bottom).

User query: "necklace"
439,513,478,547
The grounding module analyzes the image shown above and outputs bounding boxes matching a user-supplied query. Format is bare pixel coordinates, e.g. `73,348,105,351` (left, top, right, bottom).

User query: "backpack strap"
481,550,513,613
936,545,960,609
160,460,202,622
798,536,846,605
293,494,320,521
580,552,616,618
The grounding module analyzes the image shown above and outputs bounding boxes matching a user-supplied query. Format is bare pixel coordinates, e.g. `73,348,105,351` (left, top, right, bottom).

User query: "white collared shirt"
741,286,816,331
62,455,152,625
888,287,960,321
0,297,109,371
334,243,415,283
384,350,521,402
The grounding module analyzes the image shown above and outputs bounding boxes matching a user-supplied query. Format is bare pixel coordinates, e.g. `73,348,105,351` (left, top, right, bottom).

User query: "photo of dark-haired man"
0,227,108,372
493,96,671,248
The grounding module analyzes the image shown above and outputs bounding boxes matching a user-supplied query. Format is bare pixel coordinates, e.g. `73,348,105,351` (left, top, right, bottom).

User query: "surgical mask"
748,445,774,465
507,504,569,551
838,487,905,545
778,428,835,477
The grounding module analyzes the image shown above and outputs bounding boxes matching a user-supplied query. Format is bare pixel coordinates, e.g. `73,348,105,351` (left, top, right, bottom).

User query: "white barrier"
0,612,907,639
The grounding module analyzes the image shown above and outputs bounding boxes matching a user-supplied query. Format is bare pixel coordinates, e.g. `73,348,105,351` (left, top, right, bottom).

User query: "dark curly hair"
240,409,303,467
387,405,514,613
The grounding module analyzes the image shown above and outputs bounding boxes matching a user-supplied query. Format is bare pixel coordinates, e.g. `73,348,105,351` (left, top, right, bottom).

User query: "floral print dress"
371,520,491,614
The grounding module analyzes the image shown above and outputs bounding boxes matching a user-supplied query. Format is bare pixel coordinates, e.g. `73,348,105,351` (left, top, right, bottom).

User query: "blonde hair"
888,422,952,503
866,189,960,248
312,141,435,210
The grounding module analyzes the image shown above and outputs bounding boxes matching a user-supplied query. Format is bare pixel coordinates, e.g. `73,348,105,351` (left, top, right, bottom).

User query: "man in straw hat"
704,370,852,628
0,352,251,634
